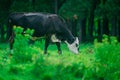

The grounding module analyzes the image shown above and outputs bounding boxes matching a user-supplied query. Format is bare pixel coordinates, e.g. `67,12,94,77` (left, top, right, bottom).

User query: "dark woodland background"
0,0,120,43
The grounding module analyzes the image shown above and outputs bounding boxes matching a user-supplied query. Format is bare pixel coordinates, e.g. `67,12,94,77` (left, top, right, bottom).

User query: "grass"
0,42,95,80
0,33,120,80
0,40,120,80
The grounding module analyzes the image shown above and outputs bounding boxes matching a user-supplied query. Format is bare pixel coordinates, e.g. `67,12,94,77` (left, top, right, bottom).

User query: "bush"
12,26,35,63
1,28,120,80
94,35,120,80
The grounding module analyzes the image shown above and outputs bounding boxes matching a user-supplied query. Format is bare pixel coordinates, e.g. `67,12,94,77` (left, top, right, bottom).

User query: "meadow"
0,27,120,80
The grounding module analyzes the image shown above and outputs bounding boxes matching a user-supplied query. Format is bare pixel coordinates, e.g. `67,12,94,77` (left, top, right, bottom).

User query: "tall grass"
94,35,120,80
0,27,120,80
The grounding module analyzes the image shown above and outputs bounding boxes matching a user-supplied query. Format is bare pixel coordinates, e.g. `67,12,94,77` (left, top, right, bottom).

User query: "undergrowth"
0,27,120,80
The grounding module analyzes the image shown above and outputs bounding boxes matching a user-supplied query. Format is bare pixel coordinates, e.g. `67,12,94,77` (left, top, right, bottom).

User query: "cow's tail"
6,16,13,42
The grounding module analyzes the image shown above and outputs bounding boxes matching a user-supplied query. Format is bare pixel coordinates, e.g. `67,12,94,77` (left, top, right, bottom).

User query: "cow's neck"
64,31,75,44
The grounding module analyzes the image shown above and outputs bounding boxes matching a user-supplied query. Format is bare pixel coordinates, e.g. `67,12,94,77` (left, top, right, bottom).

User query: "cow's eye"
76,43,78,47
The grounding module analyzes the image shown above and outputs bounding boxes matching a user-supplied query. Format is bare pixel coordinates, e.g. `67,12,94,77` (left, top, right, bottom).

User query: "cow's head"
65,37,79,54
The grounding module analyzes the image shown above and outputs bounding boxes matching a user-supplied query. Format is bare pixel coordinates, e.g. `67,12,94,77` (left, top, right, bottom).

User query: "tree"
95,0,120,41
87,0,99,41
0,0,13,42
59,0,89,42
0,0,120,42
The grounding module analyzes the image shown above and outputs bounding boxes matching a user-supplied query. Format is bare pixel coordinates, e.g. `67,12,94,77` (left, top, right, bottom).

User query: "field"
0,41,94,80
0,28,120,80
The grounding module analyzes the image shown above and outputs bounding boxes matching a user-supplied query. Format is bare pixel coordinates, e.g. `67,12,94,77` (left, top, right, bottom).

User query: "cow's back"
8,12,57,37
8,12,73,39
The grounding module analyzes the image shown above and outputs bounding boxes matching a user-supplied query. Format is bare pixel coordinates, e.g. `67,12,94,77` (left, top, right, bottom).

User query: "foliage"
59,0,89,19
12,26,35,63
10,0,33,12
9,0,54,13
95,0,120,18
0,27,94,80
0,27,120,80
94,35,120,80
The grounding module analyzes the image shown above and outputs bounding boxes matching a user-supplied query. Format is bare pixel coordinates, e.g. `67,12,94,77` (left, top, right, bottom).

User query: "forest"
0,0,120,42
0,0,120,80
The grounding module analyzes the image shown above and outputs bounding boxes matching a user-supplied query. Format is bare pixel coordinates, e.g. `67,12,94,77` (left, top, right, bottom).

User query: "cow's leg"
56,42,62,54
9,33,15,55
10,40,14,52
44,38,50,54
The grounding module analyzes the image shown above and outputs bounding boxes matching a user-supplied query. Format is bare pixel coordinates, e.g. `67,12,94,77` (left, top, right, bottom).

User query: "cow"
7,12,79,54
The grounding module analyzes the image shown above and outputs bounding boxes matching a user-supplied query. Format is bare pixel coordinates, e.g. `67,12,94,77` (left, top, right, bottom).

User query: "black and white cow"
7,12,79,54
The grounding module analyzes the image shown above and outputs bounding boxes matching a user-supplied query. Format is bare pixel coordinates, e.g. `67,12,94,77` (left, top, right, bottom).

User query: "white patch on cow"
65,37,79,54
51,34,61,42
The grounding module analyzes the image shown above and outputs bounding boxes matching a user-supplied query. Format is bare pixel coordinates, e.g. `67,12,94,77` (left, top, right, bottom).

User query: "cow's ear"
76,37,79,43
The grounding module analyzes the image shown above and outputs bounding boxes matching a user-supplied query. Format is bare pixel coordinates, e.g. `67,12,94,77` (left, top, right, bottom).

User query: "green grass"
0,27,120,80
0,38,120,80
0,42,95,80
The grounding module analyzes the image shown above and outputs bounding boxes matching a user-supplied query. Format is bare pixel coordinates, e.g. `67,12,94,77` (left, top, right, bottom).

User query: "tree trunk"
0,24,1,41
32,0,35,9
88,13,94,41
87,0,97,42
78,18,86,43
54,0,58,14
0,24,4,42
118,18,120,41
71,18,78,37
102,15,109,35
111,16,117,36
1,0,13,41
97,19,102,41
66,19,72,32
58,0,66,11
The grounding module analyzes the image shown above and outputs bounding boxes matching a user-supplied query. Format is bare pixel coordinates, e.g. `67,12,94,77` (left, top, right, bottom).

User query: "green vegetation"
94,35,120,80
0,0,119,79
0,27,120,80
